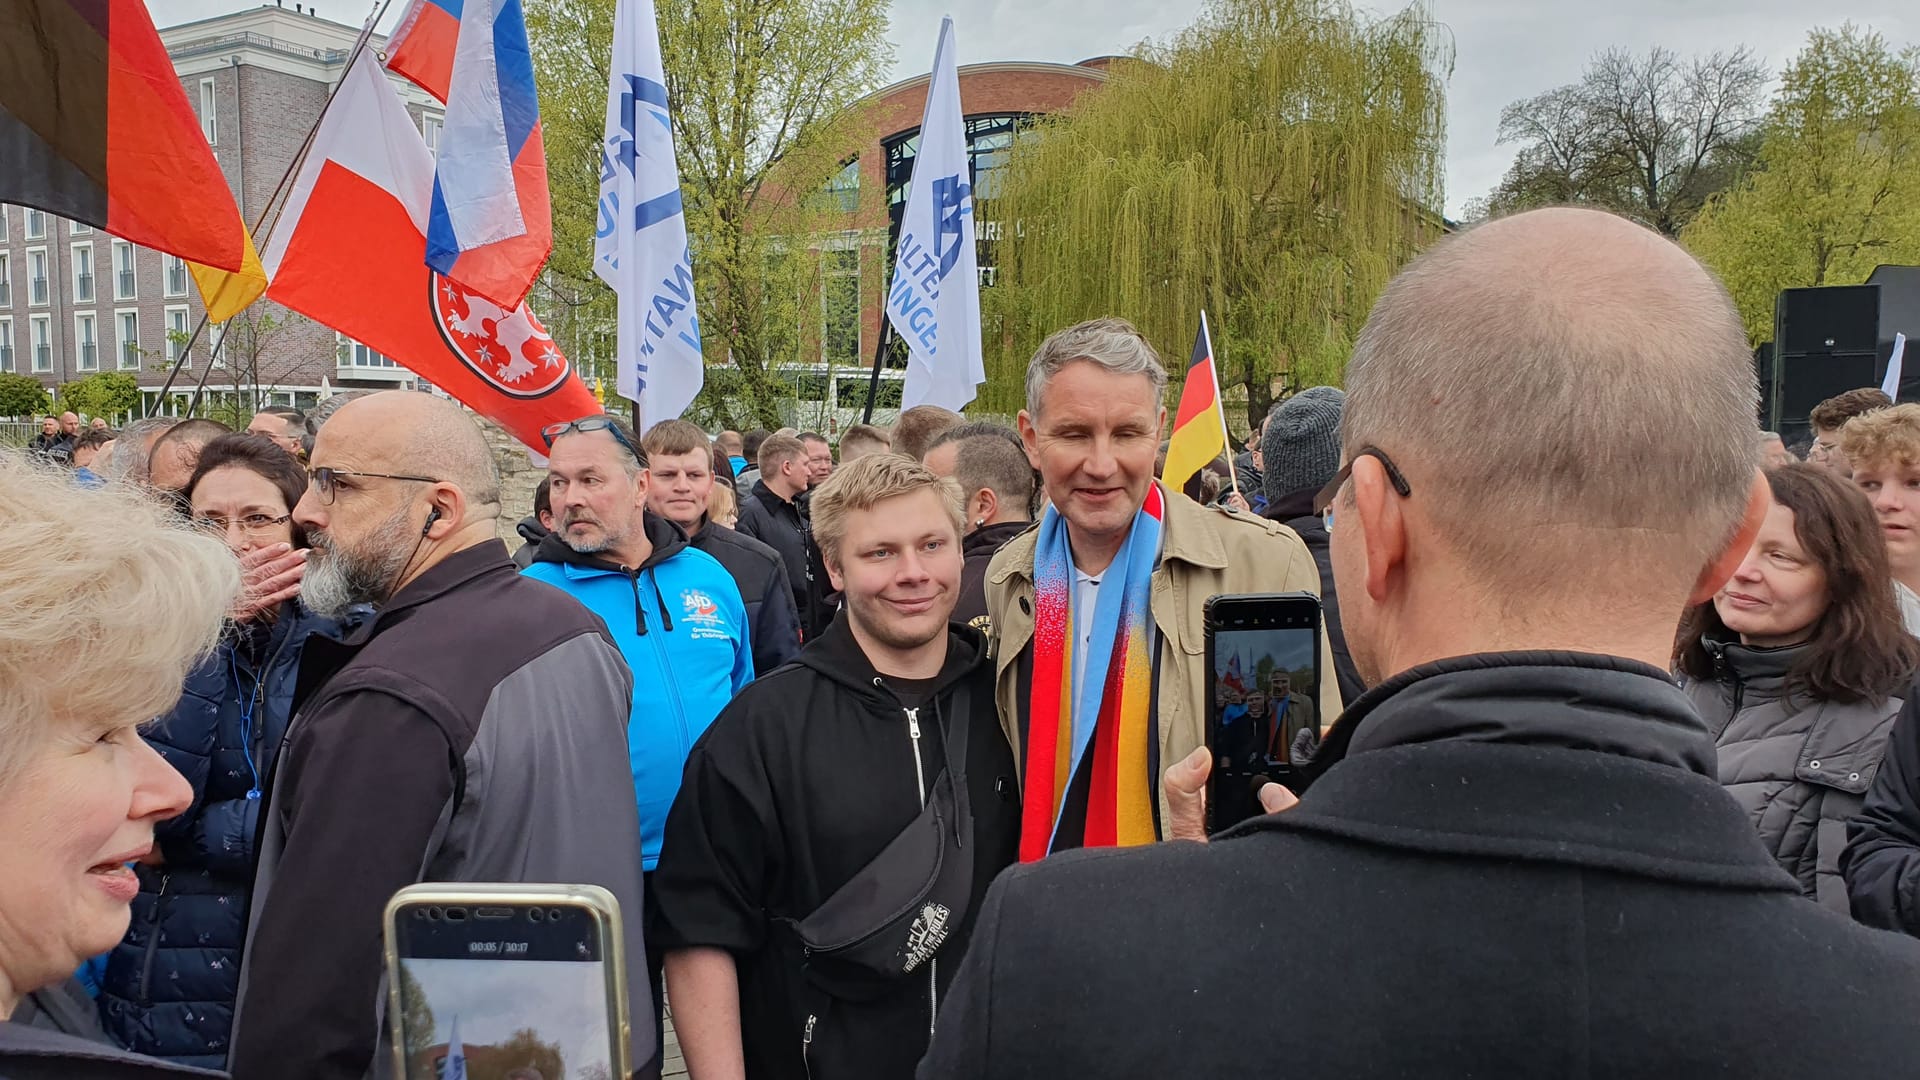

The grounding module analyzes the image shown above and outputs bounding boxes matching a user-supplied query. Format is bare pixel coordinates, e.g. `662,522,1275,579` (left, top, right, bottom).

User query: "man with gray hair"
985,316,1337,858
231,393,654,1078
95,416,175,484
923,209,1920,1077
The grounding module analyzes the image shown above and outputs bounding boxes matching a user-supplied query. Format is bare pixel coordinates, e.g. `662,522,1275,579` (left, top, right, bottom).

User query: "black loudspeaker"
1868,265,1920,403
1753,342,1775,428
1776,285,1881,356
1772,285,1883,438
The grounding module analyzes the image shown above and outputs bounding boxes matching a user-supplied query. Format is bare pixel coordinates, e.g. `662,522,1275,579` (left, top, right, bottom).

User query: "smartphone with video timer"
383,883,631,1080
1204,592,1324,833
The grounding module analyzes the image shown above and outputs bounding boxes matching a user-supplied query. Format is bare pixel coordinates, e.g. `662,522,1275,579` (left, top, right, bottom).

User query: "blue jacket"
98,600,355,1069
523,513,754,869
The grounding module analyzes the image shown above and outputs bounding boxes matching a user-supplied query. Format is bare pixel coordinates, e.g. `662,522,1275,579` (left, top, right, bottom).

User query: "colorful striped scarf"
1020,482,1164,861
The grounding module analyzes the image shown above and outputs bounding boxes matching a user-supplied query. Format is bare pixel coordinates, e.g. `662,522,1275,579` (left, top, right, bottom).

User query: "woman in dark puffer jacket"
1677,463,1920,914
96,435,356,1067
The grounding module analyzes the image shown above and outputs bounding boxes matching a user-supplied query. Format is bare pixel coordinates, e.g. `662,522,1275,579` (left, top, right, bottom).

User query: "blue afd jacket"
97,600,356,1069
524,513,754,869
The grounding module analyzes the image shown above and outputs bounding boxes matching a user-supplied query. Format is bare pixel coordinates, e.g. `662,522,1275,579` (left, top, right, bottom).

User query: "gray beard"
302,509,417,616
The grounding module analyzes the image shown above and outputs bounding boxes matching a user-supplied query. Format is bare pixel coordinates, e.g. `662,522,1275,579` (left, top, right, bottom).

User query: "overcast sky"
149,0,1917,218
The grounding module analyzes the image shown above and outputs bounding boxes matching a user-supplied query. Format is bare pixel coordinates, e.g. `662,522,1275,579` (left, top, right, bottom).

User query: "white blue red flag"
261,50,597,453
595,0,702,423
886,16,983,412
414,0,551,309
384,0,460,100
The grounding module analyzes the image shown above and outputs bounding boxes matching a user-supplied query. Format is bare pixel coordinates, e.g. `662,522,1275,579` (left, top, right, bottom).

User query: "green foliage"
1685,25,1920,343
0,372,52,418
495,1027,565,1079
980,0,1449,424
1476,46,1767,235
396,963,436,1057
526,0,893,428
56,372,141,421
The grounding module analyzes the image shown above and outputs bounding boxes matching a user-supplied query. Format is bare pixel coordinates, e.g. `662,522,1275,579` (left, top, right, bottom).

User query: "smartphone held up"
1204,592,1324,833
384,883,631,1080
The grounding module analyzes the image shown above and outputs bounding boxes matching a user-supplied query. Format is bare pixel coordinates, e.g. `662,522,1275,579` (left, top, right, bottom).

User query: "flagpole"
861,321,894,424
147,0,395,417
1202,310,1243,502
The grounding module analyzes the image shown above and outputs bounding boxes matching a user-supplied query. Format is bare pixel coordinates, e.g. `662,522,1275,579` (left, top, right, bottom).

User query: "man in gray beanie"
1261,386,1364,704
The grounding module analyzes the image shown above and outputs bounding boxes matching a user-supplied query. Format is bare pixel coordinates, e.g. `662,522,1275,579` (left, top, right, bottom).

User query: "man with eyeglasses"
520,412,754,1070
923,209,1920,1078
230,392,654,1079
979,317,1335,861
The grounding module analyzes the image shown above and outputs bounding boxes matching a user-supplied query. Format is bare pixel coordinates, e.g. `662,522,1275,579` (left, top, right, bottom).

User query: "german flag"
0,0,263,307
1162,311,1229,496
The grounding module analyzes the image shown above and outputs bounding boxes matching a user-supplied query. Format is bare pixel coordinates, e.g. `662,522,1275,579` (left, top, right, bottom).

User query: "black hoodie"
650,616,1020,1080
510,513,549,569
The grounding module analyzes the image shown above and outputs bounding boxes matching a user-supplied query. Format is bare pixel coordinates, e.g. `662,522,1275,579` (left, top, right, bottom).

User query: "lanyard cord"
227,646,264,800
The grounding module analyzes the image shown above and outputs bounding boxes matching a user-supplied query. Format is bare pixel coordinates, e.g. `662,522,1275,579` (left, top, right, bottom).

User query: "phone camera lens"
427,907,441,921
550,908,563,922
529,908,544,923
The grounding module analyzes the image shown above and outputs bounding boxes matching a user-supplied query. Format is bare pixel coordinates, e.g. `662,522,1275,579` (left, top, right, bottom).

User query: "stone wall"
477,414,545,550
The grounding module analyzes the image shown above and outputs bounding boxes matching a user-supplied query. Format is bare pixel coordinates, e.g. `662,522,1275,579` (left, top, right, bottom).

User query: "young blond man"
654,455,1019,1080
1841,403,1920,632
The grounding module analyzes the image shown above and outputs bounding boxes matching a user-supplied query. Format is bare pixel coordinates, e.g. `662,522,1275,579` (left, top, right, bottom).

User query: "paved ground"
661,1004,686,1078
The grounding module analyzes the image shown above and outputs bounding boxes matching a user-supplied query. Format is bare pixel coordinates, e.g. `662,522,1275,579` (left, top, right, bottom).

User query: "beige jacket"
984,486,1343,838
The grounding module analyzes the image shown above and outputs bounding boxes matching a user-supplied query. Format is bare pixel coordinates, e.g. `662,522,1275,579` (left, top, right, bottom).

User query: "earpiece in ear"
422,508,440,536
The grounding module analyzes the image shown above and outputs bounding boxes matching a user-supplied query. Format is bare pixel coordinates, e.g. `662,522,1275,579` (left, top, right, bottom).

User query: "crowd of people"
6,206,1920,1080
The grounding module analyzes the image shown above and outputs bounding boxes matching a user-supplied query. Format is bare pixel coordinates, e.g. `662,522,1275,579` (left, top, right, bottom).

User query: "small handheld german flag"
1162,310,1233,497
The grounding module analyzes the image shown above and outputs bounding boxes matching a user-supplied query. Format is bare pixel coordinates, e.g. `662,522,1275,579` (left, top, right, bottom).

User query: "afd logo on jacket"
681,588,733,642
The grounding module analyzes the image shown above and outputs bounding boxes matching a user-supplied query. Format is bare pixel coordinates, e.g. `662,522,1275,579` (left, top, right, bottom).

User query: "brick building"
0,3,446,418
770,59,1116,431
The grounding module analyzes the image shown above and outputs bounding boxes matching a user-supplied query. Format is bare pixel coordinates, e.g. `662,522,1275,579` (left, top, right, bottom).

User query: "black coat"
1264,488,1363,705
0,1022,217,1080
651,617,1020,1080
921,654,1920,1079
1844,680,1920,935
736,480,827,639
689,517,802,675
954,520,1030,633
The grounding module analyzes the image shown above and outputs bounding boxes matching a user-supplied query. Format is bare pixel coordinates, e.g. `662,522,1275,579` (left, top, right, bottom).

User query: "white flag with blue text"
443,1015,466,1080
886,16,984,412
595,0,702,423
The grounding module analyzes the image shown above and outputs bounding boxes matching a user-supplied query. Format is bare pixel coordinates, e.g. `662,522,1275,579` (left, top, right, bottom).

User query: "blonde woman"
708,479,739,528
0,453,239,1077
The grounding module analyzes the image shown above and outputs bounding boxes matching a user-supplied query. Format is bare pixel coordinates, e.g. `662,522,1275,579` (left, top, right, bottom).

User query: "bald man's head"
320,392,501,511
295,393,504,613
148,419,232,492
1342,208,1757,595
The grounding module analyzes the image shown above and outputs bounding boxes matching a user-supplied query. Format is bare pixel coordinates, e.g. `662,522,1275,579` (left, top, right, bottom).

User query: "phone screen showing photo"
391,905,615,1080
1210,625,1319,828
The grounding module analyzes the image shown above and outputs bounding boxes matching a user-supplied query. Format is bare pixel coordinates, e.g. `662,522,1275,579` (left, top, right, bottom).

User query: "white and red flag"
261,50,596,452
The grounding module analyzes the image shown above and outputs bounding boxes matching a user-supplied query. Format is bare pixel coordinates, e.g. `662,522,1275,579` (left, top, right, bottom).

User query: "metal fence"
0,421,38,450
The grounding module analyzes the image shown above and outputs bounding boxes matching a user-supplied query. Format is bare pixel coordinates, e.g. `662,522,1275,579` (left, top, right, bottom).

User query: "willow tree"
978,0,1449,423
527,0,892,426
1684,26,1920,344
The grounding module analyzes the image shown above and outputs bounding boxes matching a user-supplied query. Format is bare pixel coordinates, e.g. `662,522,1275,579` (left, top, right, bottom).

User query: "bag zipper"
905,706,937,1036
137,872,172,1004
802,1012,816,1080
